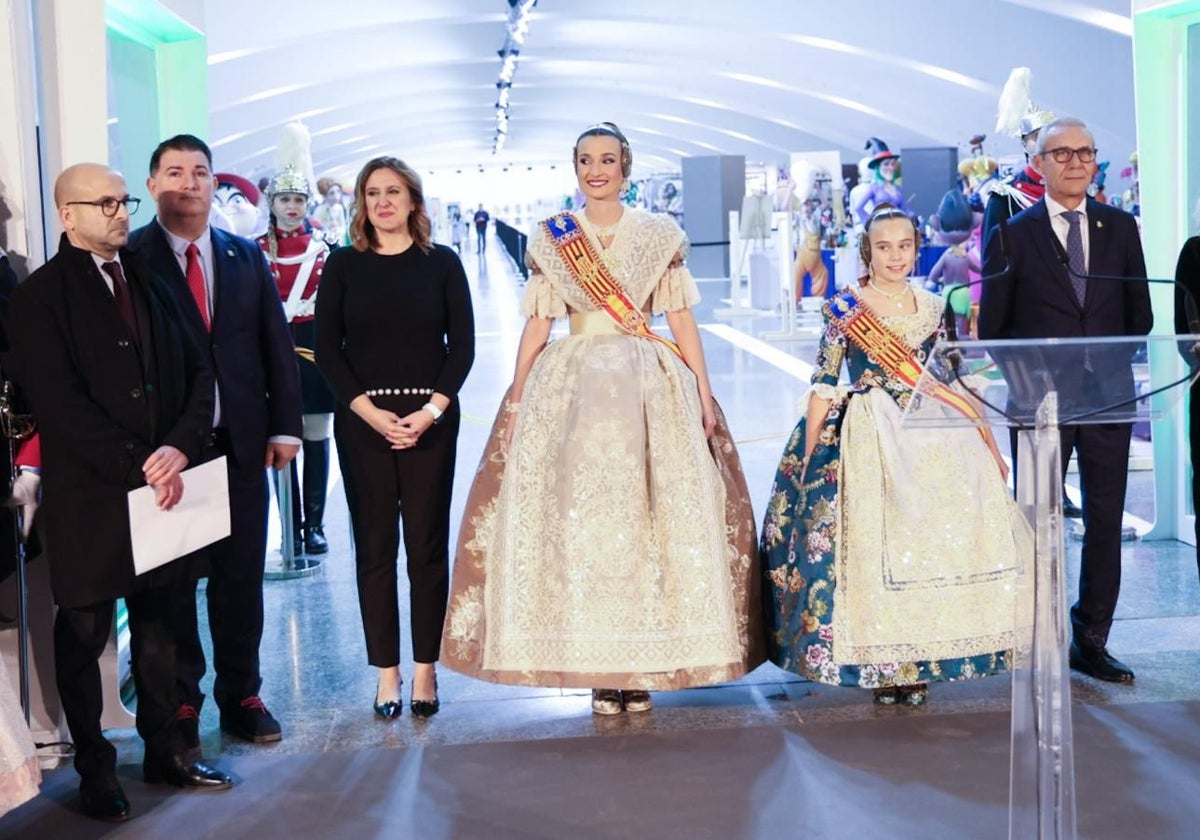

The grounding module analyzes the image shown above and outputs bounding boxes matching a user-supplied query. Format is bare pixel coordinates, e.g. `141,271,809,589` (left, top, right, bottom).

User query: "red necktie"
101,261,140,347
185,243,211,331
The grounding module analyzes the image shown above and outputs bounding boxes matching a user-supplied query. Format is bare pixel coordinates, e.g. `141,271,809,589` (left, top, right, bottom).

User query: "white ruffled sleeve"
649,251,702,315
519,263,567,319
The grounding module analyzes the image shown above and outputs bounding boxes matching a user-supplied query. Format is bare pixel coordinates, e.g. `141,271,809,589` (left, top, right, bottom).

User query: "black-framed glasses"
65,196,141,217
1043,146,1097,164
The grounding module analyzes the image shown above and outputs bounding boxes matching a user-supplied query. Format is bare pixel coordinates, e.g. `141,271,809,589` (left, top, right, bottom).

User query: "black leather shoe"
374,698,402,719
304,525,329,555
220,696,282,743
1069,642,1135,683
411,676,440,719
143,755,232,790
80,783,131,821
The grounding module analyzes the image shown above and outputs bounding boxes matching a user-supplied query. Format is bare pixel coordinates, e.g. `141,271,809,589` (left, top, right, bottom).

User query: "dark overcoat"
7,234,214,608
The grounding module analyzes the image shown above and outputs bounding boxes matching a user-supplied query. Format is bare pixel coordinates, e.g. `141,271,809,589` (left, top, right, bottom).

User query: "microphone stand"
1044,228,1200,422
0,379,35,724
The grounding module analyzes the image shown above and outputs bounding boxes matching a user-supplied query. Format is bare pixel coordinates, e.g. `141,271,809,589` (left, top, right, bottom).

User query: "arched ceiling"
203,0,1137,182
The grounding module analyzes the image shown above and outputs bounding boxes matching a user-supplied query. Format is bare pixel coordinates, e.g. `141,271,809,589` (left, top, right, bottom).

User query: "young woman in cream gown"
442,123,763,714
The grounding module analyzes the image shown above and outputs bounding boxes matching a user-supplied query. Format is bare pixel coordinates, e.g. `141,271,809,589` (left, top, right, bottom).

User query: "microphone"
1045,228,1200,333
1042,227,1199,422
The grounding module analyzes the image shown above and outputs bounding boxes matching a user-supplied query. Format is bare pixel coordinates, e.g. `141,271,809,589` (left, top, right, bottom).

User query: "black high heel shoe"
374,678,402,720
410,676,439,719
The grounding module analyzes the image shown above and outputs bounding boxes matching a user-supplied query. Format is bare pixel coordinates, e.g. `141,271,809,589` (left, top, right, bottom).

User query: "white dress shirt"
156,222,300,447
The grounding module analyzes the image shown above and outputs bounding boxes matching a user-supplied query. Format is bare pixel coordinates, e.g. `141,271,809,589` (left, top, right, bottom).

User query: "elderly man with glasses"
7,163,231,822
978,117,1153,685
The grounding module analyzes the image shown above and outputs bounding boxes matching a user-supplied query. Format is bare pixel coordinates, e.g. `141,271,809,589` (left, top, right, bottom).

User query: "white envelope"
128,456,231,575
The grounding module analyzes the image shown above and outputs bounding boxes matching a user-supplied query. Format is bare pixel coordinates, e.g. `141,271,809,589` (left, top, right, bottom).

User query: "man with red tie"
128,136,303,755
8,163,228,820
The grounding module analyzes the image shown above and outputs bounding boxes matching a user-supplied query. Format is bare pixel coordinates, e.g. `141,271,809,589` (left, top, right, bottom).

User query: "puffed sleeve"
519,256,567,319
649,249,702,315
809,314,846,400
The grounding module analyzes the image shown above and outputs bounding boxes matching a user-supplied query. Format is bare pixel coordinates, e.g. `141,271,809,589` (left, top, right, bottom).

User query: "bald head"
54,163,124,207
56,164,133,259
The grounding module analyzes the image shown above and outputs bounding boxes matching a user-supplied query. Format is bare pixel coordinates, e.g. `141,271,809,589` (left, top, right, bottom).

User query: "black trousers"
1010,420,1132,646
337,405,458,666
173,435,269,710
55,588,184,789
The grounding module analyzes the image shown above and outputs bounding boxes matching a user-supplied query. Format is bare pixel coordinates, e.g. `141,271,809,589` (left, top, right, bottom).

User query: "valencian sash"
541,212,684,360
825,289,988,438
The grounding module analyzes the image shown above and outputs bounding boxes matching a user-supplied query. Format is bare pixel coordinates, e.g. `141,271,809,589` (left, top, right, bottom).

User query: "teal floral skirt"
759,392,1009,689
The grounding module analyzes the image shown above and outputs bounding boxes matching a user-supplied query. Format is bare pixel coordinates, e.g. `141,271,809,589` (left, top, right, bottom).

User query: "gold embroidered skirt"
442,333,764,689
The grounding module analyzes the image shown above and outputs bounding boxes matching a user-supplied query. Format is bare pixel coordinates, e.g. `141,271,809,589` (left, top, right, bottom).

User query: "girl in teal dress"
761,205,1028,705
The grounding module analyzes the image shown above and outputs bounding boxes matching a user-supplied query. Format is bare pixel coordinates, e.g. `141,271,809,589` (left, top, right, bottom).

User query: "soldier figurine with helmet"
257,122,336,555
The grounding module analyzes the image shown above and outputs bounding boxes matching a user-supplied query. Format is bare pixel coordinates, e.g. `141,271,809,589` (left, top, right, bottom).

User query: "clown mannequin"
852,138,907,224
212,173,266,239
258,126,335,554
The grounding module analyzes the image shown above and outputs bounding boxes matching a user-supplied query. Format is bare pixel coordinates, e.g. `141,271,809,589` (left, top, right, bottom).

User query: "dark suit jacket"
128,221,302,468
979,197,1152,340
7,235,214,607
978,198,1153,415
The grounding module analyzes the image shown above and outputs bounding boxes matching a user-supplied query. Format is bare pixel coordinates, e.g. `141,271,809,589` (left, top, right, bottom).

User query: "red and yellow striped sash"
826,290,988,438
541,212,683,359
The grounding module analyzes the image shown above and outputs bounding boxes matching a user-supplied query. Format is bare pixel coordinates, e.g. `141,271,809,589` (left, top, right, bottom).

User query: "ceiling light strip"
493,0,537,154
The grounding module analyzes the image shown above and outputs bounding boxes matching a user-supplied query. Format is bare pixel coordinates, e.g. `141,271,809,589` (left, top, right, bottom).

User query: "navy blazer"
978,197,1153,342
128,220,302,468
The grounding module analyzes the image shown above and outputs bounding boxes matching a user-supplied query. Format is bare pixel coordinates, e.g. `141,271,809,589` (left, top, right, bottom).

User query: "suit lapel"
1084,199,1108,308
145,219,186,284
209,227,237,332
1027,201,1084,316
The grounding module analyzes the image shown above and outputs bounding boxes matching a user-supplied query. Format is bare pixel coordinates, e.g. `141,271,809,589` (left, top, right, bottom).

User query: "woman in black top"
316,157,474,719
1177,234,1200,579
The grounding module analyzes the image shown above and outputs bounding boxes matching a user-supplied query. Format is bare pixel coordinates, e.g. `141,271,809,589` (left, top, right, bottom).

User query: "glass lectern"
904,334,1200,840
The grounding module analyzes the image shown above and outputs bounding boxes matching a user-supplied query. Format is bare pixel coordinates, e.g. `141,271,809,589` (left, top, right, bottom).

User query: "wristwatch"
422,402,444,424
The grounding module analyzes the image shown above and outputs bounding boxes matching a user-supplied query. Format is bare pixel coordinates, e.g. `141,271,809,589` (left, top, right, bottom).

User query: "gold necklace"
867,279,910,309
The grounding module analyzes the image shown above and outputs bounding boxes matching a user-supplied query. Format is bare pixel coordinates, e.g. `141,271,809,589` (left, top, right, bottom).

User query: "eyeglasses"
1042,147,1098,164
65,196,141,217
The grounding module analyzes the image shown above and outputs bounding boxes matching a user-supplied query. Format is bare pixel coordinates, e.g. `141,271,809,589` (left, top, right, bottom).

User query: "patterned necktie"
185,243,211,331
1062,209,1087,306
101,261,140,346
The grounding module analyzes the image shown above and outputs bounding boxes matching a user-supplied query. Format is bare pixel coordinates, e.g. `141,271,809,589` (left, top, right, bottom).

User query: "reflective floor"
8,239,1200,839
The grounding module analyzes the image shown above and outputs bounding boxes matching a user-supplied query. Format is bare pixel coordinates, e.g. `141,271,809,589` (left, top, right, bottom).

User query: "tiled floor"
10,239,1200,838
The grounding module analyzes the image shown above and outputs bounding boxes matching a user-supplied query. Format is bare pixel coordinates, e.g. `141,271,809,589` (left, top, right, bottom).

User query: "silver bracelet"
422,402,444,423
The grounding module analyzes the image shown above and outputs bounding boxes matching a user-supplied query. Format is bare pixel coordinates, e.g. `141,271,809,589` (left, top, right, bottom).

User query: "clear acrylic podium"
903,334,1200,840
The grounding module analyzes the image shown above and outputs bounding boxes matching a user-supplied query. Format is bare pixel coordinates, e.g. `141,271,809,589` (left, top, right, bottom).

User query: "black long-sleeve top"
315,243,475,404
1175,236,1200,336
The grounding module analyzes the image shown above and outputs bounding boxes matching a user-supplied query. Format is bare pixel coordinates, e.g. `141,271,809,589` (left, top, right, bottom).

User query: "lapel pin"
1096,220,1103,228
227,249,235,257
